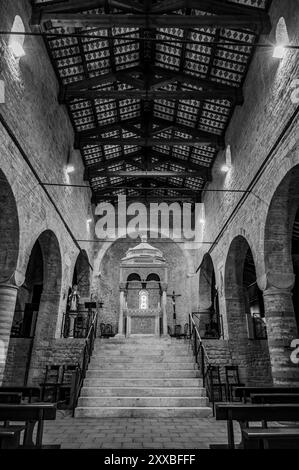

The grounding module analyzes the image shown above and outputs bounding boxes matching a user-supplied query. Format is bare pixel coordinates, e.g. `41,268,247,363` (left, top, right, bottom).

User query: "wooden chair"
183,322,190,339
58,364,79,408
100,322,106,337
225,365,244,401
208,365,226,402
40,365,64,402
103,323,114,338
174,324,182,338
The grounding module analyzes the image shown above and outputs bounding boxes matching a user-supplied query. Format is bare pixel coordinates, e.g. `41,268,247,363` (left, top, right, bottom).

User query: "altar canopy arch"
118,237,168,337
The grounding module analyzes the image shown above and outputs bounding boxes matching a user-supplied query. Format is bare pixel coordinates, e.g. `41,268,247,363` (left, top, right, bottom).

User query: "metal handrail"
188,313,215,414
72,310,98,416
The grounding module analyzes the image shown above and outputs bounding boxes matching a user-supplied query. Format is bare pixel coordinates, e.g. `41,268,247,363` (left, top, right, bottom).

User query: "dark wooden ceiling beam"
79,136,223,148
85,149,210,176
84,150,143,176
59,67,243,104
152,66,243,103
31,0,144,20
62,89,242,101
152,117,219,140
93,183,200,195
32,13,271,34
151,0,270,18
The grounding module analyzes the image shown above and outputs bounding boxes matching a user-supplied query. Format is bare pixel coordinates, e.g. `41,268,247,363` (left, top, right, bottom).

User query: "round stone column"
263,287,299,385
117,283,126,337
0,283,18,385
161,283,168,336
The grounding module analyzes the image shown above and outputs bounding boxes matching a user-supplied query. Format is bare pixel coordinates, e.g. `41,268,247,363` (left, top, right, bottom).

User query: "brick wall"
3,338,32,386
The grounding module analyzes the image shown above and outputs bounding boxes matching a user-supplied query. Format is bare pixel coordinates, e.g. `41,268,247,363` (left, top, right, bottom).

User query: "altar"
117,236,168,337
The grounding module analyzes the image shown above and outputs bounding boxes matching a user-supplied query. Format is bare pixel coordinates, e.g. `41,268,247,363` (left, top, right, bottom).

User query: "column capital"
119,283,126,292
258,272,295,292
0,271,23,288
263,286,293,297
161,282,168,292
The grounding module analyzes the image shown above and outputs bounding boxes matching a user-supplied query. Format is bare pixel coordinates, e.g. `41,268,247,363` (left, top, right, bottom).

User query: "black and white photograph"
0,0,299,459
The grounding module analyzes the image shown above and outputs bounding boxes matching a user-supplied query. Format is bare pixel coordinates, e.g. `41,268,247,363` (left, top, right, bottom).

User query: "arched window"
273,17,289,59
9,15,25,58
139,290,148,310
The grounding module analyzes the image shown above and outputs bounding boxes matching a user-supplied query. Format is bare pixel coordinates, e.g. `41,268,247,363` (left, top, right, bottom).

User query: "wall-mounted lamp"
0,81,5,104
273,44,286,59
65,164,75,174
221,164,230,173
9,16,25,59
273,17,289,60
9,40,25,59
221,144,232,173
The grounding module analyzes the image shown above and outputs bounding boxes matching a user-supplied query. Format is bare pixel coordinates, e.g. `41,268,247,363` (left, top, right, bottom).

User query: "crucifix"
167,290,181,324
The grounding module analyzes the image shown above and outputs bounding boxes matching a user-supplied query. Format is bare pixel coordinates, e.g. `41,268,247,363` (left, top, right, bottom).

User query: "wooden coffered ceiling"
31,0,272,204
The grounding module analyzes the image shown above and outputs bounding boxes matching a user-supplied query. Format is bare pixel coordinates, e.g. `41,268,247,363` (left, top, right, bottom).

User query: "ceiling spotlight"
65,164,75,174
273,44,286,59
9,40,25,58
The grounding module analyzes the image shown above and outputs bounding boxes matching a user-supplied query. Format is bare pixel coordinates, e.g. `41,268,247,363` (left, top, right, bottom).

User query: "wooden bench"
213,403,299,449
0,392,22,404
0,403,57,448
0,425,26,449
251,393,299,404
0,387,41,403
235,386,299,403
242,427,299,449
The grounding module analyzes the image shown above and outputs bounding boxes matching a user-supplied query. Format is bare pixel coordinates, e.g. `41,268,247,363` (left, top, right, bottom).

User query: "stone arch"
224,235,272,385
224,235,257,339
199,253,216,311
263,165,299,384
72,250,91,299
31,230,62,340
197,253,220,338
0,169,19,283
0,169,20,384
264,164,299,289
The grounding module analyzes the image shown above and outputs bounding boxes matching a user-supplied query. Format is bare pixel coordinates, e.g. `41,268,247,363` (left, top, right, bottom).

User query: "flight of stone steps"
75,335,212,418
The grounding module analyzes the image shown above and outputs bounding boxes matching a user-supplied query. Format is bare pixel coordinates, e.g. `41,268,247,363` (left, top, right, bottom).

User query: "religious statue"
68,284,80,311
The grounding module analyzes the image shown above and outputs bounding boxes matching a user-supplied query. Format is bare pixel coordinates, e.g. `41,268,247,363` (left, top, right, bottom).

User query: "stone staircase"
75,335,212,418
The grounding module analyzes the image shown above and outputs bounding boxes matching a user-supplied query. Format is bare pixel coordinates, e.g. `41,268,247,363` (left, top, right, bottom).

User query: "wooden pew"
235,386,299,403
0,393,22,404
214,403,299,449
0,425,26,449
251,393,299,404
0,387,41,403
0,403,57,448
242,427,299,449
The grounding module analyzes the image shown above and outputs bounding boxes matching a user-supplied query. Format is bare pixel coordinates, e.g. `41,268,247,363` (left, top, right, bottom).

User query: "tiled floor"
41,412,242,449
